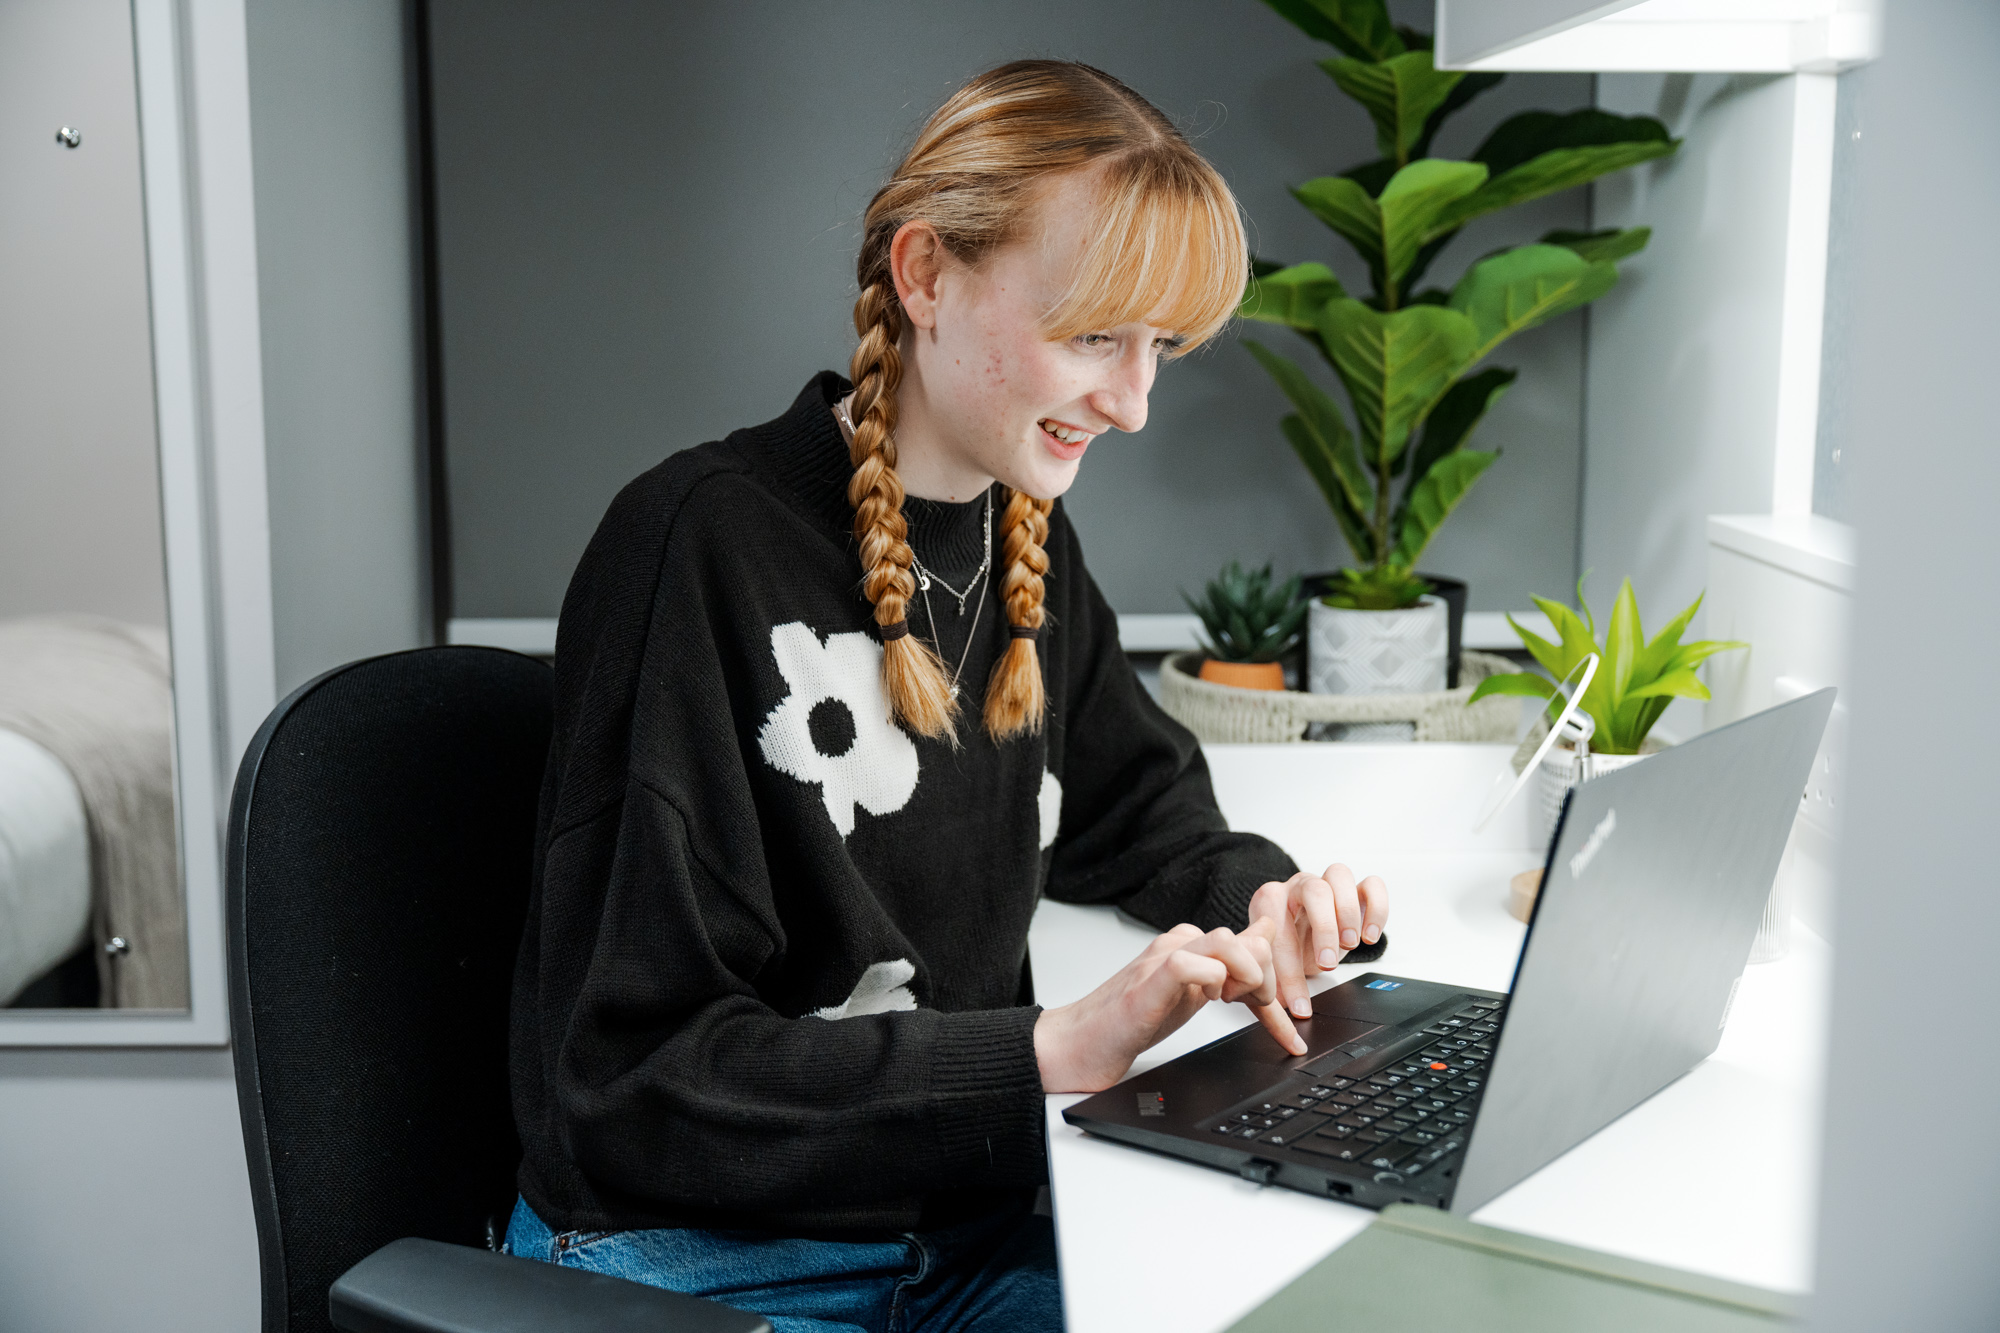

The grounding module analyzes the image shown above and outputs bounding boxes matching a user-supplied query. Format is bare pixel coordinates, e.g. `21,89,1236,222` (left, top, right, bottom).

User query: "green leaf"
1411,70,1505,160
1314,299,1479,473
1243,339,1374,515
1260,0,1403,60
1543,226,1652,263
1448,244,1618,361
1438,139,1680,234
1505,612,1567,680
1391,448,1496,568
1467,672,1556,704
1294,160,1487,294
1622,667,1710,703
1634,591,1700,683
1473,109,1674,178
1281,417,1377,564
1604,578,1644,718
1340,157,1398,198
1403,366,1516,483
1322,51,1464,164
1322,566,1431,610
1661,639,1748,676
1240,262,1347,329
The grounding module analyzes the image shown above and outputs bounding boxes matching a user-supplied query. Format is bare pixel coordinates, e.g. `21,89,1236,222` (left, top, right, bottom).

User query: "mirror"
0,0,186,1014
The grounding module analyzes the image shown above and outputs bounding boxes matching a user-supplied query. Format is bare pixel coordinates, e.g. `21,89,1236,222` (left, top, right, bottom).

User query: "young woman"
507,59,1388,1332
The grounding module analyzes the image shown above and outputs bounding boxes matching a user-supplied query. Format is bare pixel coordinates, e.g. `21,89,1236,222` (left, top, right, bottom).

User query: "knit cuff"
1191,844,1299,932
926,1006,1049,1188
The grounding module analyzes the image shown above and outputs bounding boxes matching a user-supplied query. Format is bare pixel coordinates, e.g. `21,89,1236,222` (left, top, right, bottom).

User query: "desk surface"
1032,743,1827,1333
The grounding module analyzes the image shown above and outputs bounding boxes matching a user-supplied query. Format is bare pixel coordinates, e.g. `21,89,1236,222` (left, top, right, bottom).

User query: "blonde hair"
849,59,1247,742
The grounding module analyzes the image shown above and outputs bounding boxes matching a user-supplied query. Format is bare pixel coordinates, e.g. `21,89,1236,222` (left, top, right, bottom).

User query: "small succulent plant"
1183,562,1308,664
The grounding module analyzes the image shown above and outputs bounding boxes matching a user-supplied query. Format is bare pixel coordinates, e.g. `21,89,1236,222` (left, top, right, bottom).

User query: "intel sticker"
1365,979,1403,991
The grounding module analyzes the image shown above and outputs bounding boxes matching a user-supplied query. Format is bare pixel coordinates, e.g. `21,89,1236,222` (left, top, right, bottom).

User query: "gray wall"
1809,2,2000,1327
248,0,432,695
0,0,168,628
428,0,1596,618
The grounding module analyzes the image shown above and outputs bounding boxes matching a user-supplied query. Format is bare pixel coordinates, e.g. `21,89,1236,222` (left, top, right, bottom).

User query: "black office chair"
227,646,767,1333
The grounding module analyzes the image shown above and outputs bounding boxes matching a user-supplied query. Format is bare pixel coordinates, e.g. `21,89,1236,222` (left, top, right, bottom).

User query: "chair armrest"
329,1237,771,1333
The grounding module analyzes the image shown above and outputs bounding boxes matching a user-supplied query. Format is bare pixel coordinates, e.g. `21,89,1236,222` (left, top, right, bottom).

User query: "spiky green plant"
1243,0,1681,610
1183,562,1308,663
1468,579,1747,754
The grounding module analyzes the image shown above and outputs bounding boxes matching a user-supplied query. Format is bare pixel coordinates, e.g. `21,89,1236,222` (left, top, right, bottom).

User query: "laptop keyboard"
1206,998,1506,1180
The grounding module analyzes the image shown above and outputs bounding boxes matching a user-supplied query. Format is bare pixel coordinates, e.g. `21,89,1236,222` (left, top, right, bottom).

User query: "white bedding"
0,726,91,1004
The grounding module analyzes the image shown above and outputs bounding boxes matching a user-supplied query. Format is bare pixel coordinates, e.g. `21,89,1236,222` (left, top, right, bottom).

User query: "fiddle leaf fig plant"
1468,579,1747,755
1243,0,1680,610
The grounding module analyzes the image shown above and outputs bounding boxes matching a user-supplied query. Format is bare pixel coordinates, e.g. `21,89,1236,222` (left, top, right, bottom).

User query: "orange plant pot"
1197,659,1286,691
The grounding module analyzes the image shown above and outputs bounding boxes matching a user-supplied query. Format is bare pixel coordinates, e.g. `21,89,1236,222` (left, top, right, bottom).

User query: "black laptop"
1062,690,1835,1215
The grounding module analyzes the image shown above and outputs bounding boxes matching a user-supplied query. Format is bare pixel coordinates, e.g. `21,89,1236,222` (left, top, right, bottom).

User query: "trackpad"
1219,1013,1383,1068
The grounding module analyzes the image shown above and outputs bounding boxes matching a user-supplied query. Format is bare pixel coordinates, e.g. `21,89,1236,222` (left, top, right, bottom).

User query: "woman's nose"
1088,348,1154,433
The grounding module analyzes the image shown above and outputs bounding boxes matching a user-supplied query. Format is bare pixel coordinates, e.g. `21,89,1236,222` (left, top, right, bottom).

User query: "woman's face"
889,171,1185,502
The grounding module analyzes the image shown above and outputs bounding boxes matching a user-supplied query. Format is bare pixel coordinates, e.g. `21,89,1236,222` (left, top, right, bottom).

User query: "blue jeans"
505,1195,1063,1333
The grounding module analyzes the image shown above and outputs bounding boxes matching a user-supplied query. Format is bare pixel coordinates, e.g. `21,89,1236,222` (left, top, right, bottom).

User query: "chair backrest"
227,647,553,1333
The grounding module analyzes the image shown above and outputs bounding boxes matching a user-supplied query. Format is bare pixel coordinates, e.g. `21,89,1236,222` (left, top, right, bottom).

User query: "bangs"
1036,151,1247,356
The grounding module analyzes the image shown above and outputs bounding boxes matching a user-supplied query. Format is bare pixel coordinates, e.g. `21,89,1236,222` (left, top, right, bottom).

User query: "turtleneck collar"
757,373,995,587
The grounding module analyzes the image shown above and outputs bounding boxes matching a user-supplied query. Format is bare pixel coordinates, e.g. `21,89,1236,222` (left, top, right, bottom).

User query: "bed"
0,616,183,1008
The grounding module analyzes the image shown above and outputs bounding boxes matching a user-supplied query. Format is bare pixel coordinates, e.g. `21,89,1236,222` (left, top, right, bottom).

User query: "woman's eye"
1076,333,1111,348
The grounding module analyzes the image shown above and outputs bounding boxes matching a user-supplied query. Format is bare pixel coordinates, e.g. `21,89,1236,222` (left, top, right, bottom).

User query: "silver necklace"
832,394,996,616
921,557,990,703
909,488,994,616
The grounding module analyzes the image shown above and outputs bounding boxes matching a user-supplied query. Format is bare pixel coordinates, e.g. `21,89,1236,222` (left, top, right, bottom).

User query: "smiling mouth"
1038,418,1093,460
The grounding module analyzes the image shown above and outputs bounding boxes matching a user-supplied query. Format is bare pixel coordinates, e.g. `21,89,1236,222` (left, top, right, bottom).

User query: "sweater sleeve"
1040,519,1298,932
517,465,1047,1224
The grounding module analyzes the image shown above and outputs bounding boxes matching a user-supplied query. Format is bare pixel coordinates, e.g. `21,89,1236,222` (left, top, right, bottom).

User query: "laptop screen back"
1449,689,1835,1215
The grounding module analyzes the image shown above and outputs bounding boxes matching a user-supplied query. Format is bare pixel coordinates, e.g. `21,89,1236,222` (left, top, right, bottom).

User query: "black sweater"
511,373,1299,1236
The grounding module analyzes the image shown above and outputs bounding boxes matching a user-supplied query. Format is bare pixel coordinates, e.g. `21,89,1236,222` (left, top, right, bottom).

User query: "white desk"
1032,743,1828,1333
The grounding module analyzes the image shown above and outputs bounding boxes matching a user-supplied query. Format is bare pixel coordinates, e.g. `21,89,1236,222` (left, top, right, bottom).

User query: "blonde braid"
982,488,1054,739
847,281,957,740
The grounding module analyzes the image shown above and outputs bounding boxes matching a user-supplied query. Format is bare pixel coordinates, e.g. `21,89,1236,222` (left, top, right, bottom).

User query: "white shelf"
1437,0,1879,73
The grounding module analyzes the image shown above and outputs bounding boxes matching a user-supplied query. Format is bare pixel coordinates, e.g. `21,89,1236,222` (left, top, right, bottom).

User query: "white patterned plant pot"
1306,595,1447,742
1534,740,1661,847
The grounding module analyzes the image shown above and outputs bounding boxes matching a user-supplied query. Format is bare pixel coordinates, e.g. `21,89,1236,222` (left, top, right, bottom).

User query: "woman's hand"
1248,864,1389,1021
1035,918,1304,1093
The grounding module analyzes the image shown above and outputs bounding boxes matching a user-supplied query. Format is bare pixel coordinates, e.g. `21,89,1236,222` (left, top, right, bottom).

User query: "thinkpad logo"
1569,808,1618,879
1137,1092,1166,1117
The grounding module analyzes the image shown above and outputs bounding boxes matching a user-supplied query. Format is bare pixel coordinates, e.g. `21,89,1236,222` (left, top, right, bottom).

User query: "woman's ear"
889,220,945,330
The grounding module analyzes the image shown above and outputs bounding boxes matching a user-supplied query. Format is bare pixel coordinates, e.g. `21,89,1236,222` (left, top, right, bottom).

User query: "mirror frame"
2,0,274,1045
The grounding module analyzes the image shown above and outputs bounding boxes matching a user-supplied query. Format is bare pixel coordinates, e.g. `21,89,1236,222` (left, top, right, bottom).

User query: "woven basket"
1158,650,1520,744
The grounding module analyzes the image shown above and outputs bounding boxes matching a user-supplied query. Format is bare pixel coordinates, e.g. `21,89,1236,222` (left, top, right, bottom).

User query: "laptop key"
1333,1113,1372,1129
1398,1129,1437,1145
1306,1086,1336,1097
1454,1006,1490,1019
1363,1142,1419,1170
1285,1096,1319,1110
1314,1123,1356,1140
1330,1091,1370,1107
1357,1127,1399,1144
1295,1137,1368,1163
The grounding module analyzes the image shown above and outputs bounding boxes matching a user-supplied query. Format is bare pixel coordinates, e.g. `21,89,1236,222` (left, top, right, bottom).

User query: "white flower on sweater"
757,621,919,838
812,958,919,1020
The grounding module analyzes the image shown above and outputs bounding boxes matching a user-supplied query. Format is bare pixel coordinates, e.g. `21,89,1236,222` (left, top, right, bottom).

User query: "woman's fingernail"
1363,925,1380,944
1292,998,1311,1018
1318,948,1338,969
1341,929,1359,950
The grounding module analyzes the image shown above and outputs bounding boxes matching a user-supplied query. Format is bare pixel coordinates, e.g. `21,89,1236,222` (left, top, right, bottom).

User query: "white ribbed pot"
1534,737,1668,846
1306,595,1447,742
